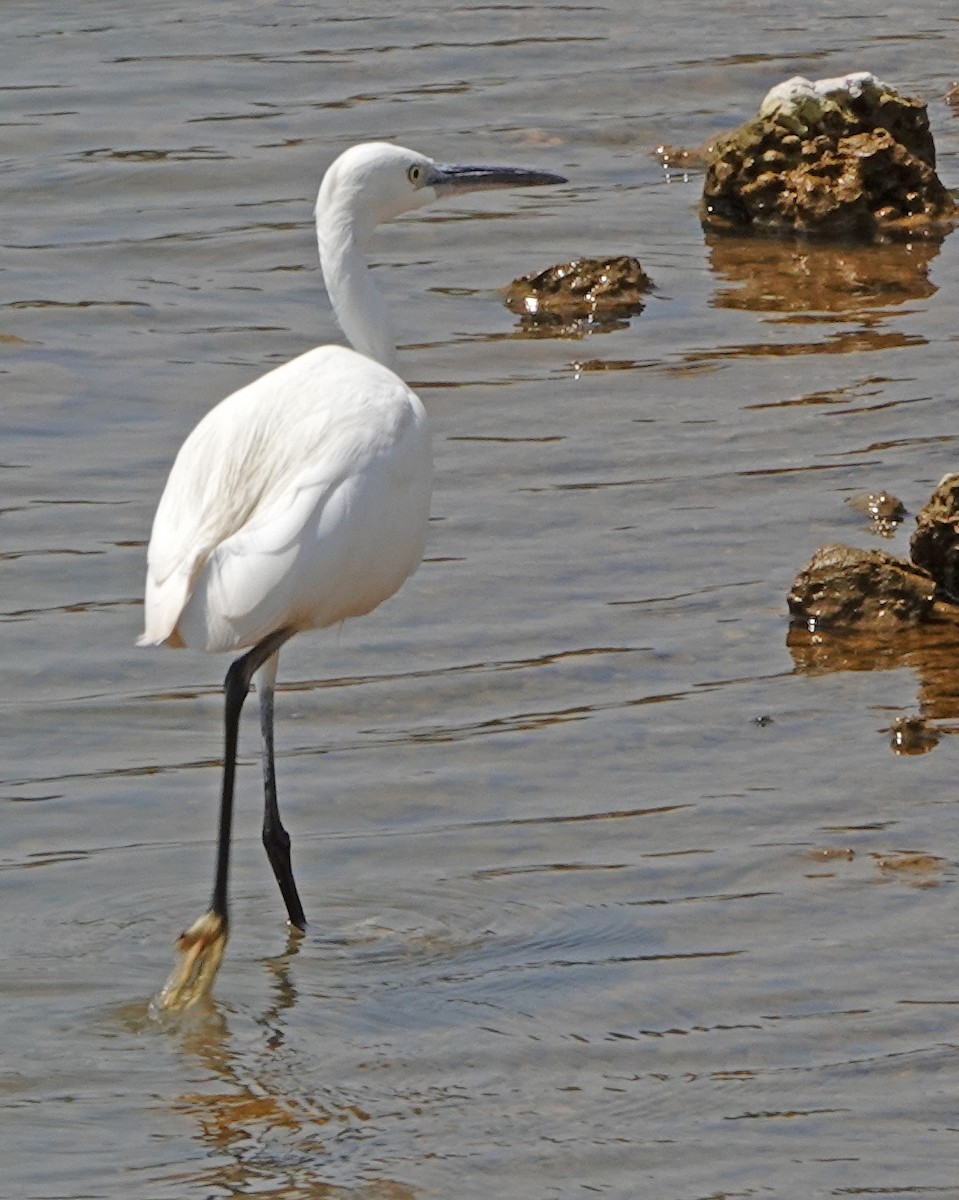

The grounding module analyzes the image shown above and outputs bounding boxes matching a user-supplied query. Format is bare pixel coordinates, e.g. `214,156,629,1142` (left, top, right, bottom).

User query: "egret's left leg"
255,651,307,931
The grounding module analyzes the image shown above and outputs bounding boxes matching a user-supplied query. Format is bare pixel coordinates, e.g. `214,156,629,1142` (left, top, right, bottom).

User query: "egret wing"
139,345,428,648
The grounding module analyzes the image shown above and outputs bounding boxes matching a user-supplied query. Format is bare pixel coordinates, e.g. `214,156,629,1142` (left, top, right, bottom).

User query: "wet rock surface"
909,473,959,601
700,72,956,240
787,543,936,630
504,255,652,336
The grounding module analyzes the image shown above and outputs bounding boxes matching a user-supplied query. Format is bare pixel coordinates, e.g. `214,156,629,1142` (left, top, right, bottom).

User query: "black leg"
154,625,295,1011
210,627,294,923
256,651,307,930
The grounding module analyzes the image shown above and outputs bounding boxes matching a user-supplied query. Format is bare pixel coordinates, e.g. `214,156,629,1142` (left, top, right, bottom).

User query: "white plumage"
140,345,430,653
143,140,565,1011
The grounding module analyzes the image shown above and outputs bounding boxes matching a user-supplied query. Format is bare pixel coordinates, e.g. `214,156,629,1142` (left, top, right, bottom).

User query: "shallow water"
5,2,959,1197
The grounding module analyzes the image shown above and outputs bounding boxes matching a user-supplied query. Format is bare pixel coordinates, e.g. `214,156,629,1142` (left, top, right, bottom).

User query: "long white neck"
317,204,399,374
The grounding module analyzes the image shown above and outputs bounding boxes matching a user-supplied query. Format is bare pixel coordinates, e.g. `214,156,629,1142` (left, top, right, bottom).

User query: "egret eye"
408,163,423,186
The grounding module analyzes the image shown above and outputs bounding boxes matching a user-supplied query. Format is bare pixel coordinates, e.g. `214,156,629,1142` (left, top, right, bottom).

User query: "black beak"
427,162,567,195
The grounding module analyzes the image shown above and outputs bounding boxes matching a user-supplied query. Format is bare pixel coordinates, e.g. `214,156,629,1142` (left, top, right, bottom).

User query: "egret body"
141,141,565,1009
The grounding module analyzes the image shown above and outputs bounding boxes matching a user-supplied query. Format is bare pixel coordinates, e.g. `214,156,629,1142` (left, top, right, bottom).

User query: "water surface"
5,2,959,1197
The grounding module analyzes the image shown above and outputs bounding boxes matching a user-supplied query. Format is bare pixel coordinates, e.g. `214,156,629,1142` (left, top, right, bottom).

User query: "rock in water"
504,256,652,331
787,543,936,630
846,490,907,537
910,473,959,601
701,72,956,240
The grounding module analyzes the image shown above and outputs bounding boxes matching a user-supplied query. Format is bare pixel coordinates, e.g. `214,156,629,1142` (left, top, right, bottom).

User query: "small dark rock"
847,490,907,536
887,714,941,756
504,255,652,325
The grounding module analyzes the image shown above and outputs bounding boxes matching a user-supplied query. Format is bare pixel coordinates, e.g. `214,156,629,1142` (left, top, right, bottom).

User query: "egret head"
317,141,566,233
315,141,565,371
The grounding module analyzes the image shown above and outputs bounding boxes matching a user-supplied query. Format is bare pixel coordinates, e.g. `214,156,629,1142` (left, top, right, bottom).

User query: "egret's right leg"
153,626,294,1012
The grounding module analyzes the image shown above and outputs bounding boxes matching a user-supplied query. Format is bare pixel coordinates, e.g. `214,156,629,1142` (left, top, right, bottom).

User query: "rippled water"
6,2,959,1197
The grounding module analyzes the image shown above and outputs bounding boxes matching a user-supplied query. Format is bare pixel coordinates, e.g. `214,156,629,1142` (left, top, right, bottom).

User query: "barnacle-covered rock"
504,255,651,335
701,72,956,240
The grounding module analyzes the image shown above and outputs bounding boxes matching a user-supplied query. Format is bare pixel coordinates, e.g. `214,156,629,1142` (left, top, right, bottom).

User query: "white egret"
141,141,565,1010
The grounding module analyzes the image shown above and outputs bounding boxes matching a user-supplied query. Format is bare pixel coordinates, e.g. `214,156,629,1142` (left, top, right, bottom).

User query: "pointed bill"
427,162,566,195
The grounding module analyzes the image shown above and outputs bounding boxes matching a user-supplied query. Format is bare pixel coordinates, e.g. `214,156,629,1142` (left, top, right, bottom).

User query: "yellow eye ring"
408,164,422,185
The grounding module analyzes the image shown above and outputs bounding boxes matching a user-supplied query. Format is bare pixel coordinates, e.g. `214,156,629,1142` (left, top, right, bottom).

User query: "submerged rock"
653,142,714,179
846,490,907,537
787,543,936,630
504,256,652,335
887,714,942,756
701,72,956,240
874,849,946,881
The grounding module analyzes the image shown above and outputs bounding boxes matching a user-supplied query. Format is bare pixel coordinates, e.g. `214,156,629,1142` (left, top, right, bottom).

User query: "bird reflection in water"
158,937,416,1200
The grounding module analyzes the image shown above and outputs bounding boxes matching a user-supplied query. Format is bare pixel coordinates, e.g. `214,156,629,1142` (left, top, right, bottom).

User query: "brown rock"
787,543,936,630
504,256,652,320
909,473,959,601
701,74,956,240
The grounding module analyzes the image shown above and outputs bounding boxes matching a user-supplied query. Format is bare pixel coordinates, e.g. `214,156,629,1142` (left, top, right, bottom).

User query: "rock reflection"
510,309,637,338
706,232,943,316
787,621,959,753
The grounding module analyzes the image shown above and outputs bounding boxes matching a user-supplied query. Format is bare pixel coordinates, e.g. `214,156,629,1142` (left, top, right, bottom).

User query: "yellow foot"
152,910,229,1012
